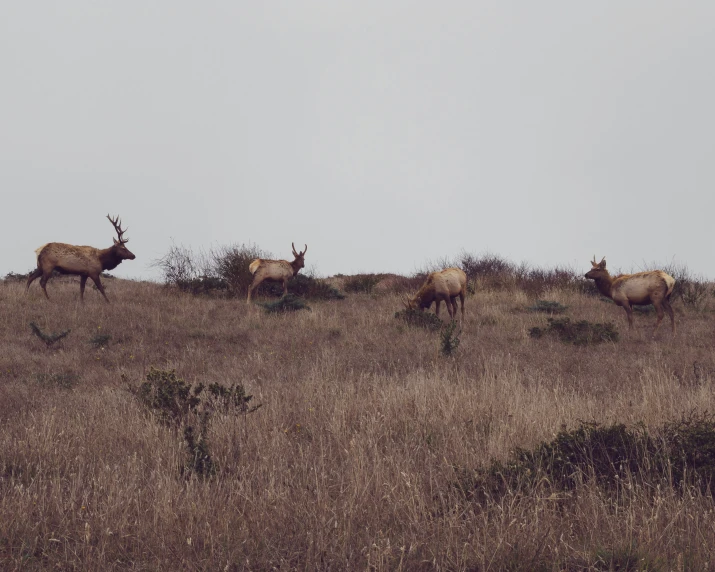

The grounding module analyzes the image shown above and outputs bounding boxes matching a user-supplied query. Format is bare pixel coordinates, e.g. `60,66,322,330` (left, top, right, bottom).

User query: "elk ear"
113,238,119,246
599,257,606,269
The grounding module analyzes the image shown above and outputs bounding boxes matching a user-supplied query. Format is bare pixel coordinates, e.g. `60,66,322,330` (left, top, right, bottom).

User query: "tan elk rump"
247,243,307,302
585,256,675,336
27,215,136,302
404,267,467,320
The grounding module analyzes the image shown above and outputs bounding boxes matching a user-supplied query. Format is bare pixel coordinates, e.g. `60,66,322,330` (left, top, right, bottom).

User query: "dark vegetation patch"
35,371,80,390
343,273,382,294
456,412,715,503
394,309,442,331
130,368,261,478
529,317,619,345
261,294,310,314
439,321,461,357
89,333,112,348
154,243,343,301
527,300,568,314
29,322,71,348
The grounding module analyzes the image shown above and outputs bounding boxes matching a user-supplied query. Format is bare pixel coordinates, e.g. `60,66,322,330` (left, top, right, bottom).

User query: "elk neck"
98,246,126,271
290,259,303,276
590,273,615,298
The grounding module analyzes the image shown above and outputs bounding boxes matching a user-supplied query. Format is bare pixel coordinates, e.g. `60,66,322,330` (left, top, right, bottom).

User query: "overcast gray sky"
2,2,714,281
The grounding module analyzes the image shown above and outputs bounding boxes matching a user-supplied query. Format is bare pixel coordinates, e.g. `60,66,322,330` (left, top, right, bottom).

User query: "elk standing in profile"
247,243,307,302
404,267,467,321
27,215,135,302
585,256,676,336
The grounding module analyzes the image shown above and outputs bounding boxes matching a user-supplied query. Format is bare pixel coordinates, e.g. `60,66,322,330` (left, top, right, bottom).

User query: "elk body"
585,257,675,336
247,243,307,302
404,267,467,321
27,215,135,302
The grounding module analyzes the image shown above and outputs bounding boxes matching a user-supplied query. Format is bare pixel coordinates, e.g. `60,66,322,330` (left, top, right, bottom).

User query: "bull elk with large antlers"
404,267,467,321
247,243,307,302
585,256,675,336
27,215,136,302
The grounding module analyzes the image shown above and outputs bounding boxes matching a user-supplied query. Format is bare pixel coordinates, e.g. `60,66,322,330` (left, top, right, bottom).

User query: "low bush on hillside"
344,273,382,294
394,308,443,331
154,242,343,301
456,412,715,503
130,368,261,478
529,317,619,345
29,322,71,348
439,321,461,357
527,300,568,314
261,293,311,313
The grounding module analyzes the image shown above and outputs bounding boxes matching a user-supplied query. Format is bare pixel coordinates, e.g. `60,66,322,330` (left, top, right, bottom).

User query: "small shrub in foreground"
29,322,71,348
261,293,310,313
264,274,345,300
89,333,111,348
439,321,461,357
529,317,618,345
456,412,715,504
527,300,568,314
35,371,80,390
394,309,442,331
344,274,381,294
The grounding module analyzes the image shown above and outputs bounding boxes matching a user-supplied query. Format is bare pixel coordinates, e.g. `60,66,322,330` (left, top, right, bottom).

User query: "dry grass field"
2,271,715,570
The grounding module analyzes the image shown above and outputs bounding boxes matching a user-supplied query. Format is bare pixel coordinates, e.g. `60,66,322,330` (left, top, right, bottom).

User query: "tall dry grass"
2,274,715,570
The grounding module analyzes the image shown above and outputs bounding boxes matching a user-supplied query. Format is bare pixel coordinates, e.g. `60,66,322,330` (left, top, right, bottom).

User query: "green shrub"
89,333,111,348
264,274,345,301
344,274,381,294
29,322,71,347
527,300,568,314
439,321,461,357
456,412,715,503
529,317,618,345
394,309,442,331
131,368,261,479
261,293,310,313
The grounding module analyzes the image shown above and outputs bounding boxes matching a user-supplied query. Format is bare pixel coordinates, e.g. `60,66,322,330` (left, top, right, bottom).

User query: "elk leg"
447,296,456,320
663,299,675,334
459,291,465,321
26,268,42,290
652,303,665,338
435,300,441,317
247,276,262,303
91,275,110,303
79,276,88,301
39,273,51,300
283,278,289,298
621,304,634,330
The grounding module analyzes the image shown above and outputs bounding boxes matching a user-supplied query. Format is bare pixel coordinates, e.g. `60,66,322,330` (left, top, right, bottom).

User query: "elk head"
107,215,136,261
402,295,419,311
585,256,607,279
291,243,307,274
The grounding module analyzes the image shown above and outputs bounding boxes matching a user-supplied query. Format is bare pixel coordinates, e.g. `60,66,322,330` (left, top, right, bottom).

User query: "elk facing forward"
404,267,467,321
27,215,135,302
585,257,675,336
247,243,307,302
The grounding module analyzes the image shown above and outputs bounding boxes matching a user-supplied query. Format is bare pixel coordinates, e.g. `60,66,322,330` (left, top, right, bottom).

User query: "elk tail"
34,244,49,263
248,259,262,275
664,273,676,298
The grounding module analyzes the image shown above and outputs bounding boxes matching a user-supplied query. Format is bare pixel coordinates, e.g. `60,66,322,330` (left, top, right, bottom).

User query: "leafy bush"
527,300,568,314
89,333,111,348
344,274,382,294
439,321,461,357
261,293,310,314
263,273,345,301
4,271,31,282
529,317,618,345
131,368,261,479
457,413,715,503
29,322,71,347
394,308,442,331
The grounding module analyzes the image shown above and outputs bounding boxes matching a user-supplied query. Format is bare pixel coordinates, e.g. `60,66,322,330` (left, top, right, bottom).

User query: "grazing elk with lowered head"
404,267,467,321
585,256,676,336
247,243,307,302
27,215,135,302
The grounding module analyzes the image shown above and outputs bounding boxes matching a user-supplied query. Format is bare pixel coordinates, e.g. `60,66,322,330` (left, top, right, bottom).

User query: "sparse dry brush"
2,262,715,570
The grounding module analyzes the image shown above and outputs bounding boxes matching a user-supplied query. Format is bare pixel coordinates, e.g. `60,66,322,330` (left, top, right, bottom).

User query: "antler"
292,243,307,257
107,214,129,244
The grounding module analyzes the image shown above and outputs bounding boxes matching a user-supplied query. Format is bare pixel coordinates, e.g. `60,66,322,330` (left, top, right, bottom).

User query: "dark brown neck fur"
99,246,126,272
290,258,303,276
591,273,614,298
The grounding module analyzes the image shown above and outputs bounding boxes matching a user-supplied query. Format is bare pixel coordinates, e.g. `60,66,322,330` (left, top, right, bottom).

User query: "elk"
585,256,676,336
27,215,135,302
404,267,467,321
247,243,307,302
